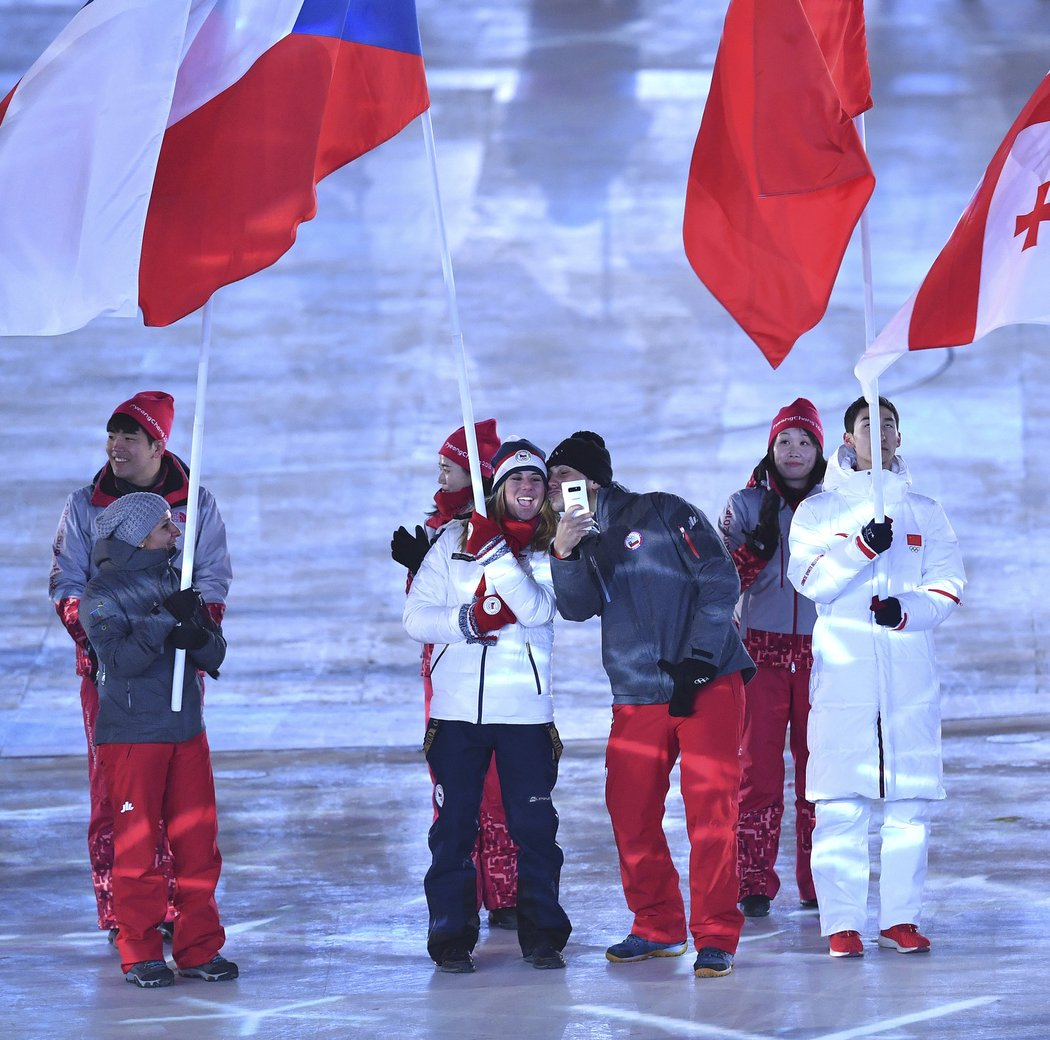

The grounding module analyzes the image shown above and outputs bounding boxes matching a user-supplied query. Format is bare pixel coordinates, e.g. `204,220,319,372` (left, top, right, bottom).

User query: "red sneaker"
828,930,864,958
878,923,931,953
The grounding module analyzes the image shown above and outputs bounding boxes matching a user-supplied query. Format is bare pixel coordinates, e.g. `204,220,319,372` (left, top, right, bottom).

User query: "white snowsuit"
787,446,965,934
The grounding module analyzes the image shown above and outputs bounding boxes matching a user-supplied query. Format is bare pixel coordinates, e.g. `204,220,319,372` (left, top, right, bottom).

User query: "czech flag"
0,0,429,336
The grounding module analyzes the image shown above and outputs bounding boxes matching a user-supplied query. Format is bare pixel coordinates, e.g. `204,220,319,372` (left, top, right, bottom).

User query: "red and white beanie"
490,438,548,495
110,391,175,443
439,418,500,478
768,398,824,451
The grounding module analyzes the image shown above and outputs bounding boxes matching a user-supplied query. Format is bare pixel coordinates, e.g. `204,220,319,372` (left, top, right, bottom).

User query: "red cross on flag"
856,71,1050,390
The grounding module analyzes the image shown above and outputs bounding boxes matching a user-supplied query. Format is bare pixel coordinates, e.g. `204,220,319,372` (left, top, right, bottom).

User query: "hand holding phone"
560,480,598,537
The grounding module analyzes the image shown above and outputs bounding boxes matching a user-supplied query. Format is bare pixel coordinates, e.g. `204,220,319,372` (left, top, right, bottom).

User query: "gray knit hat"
95,492,172,547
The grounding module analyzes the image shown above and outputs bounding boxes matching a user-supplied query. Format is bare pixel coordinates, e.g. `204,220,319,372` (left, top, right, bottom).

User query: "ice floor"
2,1,1050,1037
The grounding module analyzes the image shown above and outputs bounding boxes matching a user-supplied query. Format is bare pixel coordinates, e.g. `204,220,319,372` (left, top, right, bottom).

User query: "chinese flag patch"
907,534,923,547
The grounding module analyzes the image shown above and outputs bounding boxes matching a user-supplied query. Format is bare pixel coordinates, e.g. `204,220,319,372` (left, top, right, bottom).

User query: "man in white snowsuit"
788,396,964,958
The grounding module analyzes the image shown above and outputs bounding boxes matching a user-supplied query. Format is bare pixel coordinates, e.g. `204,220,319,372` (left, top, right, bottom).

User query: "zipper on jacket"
877,713,886,798
476,645,488,725
586,549,612,604
526,642,542,695
679,526,701,559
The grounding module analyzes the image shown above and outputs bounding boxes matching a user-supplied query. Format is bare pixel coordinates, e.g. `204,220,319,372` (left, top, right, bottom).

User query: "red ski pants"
99,732,225,972
424,666,517,910
605,673,745,953
737,662,816,902
80,675,176,930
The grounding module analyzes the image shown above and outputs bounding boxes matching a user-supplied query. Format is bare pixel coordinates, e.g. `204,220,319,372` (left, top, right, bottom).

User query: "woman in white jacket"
404,438,572,974
787,396,965,958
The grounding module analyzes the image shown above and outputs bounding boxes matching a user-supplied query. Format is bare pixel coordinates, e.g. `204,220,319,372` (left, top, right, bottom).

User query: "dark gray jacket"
551,482,755,705
83,538,226,744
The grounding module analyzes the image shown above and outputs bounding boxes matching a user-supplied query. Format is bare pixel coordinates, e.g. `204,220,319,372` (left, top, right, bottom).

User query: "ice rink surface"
1,2,1049,1037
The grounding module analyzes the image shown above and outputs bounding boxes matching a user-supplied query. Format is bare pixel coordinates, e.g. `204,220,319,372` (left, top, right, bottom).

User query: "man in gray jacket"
547,432,754,979
49,390,231,941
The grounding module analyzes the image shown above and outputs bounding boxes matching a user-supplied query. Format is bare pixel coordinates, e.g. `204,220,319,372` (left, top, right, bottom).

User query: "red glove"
57,598,98,678
465,511,504,557
472,592,517,633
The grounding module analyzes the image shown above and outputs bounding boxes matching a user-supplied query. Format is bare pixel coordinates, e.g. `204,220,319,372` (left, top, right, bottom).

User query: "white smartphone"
561,479,591,517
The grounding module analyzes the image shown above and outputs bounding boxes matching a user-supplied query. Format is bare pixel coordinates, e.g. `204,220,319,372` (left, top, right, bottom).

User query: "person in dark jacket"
50,389,231,940
547,432,754,979
82,493,236,989
720,398,827,919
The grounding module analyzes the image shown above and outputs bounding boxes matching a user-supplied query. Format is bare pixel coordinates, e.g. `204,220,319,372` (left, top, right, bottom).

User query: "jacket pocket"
422,718,441,760
526,643,542,695
430,645,449,675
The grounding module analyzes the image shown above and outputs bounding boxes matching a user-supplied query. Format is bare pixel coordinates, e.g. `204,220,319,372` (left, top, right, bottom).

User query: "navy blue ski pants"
424,719,572,961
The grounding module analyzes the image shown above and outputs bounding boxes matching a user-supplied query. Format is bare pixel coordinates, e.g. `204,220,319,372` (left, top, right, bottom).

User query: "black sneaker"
693,947,734,978
488,907,519,930
124,960,174,988
739,894,771,918
524,945,566,970
178,954,239,981
436,947,476,973
157,921,175,943
799,898,819,910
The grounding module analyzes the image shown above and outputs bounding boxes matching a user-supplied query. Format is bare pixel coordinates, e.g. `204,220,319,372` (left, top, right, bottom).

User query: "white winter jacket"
403,521,556,725
787,447,965,801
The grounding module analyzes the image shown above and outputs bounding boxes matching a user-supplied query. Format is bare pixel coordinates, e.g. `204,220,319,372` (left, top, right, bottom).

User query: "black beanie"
547,431,613,487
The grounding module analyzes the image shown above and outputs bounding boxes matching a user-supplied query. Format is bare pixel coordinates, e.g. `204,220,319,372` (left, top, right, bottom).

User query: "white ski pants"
811,796,933,936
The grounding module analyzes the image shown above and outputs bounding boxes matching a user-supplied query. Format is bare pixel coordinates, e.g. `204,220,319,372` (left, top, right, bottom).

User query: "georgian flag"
856,72,1050,390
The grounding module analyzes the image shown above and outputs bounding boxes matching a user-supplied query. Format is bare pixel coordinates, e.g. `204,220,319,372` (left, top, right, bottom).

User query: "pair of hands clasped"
859,516,904,628
463,512,517,640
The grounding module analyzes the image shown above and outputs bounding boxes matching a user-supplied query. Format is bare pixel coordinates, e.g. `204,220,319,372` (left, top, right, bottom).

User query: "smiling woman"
401,436,571,974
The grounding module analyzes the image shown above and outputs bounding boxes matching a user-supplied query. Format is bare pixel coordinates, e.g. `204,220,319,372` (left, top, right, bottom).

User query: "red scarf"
426,486,473,530
500,515,540,555
472,515,540,599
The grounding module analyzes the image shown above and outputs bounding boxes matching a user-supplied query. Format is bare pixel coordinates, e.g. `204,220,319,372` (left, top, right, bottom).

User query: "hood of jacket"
822,443,912,502
91,537,172,574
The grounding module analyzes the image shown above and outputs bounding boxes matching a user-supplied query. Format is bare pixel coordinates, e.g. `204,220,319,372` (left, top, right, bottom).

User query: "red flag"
800,0,872,119
683,0,875,368
857,72,1050,389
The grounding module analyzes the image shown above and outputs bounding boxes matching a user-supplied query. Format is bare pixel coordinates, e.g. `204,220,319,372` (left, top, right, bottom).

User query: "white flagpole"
856,114,888,600
419,108,488,519
171,296,213,711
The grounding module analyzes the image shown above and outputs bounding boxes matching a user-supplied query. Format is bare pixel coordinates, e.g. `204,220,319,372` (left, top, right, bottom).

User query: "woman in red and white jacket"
403,438,572,974
719,398,826,918
391,420,521,930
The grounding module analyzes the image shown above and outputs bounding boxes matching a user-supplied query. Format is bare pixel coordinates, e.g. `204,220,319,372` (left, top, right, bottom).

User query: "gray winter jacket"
83,539,226,745
551,482,755,705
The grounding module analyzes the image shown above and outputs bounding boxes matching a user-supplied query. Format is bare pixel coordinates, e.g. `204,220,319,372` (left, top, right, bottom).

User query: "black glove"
744,492,781,562
171,622,209,650
658,658,719,717
163,587,204,624
860,517,893,554
391,524,431,575
870,596,903,628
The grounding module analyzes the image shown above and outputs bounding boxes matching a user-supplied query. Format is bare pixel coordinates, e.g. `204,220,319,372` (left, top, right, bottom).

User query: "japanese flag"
856,72,1050,390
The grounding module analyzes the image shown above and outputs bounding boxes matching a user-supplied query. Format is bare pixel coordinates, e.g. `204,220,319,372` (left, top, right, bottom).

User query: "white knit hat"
95,493,172,547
